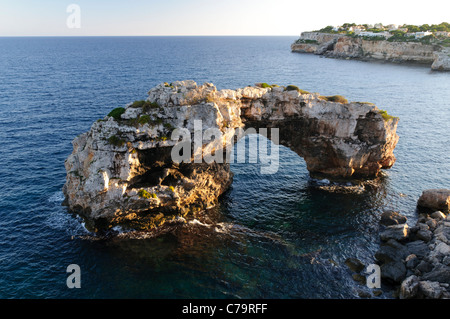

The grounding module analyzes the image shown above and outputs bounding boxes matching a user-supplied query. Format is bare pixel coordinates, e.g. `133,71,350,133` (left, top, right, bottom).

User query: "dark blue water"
0,36,448,299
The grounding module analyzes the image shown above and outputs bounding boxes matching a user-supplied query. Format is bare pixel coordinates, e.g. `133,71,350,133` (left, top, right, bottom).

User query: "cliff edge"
292,31,450,71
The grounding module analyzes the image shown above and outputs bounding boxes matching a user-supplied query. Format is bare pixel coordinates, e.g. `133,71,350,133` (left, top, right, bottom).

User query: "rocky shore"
63,80,399,232
374,189,450,299
291,32,450,71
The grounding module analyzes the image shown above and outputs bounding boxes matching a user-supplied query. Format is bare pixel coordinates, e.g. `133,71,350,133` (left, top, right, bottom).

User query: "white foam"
214,222,233,234
188,219,212,227
48,191,65,203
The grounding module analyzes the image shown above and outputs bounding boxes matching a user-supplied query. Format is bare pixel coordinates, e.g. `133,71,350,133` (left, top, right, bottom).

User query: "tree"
405,25,420,33
420,24,431,31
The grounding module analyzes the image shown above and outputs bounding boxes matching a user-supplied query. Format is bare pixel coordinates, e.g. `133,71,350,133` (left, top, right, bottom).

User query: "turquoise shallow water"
0,36,448,298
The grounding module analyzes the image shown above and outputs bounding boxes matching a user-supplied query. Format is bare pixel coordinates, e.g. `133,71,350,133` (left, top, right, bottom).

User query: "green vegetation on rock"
138,189,157,199
107,135,125,147
138,114,152,125
107,107,126,121
319,95,349,104
285,85,300,91
284,85,310,94
378,109,398,121
130,100,160,112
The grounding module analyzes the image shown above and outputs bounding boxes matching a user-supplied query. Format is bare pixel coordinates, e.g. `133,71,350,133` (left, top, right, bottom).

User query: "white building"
374,23,384,29
387,24,398,31
434,31,450,37
359,31,390,38
415,31,433,39
349,26,365,34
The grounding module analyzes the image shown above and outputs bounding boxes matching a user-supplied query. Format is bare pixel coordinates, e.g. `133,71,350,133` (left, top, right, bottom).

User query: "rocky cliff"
63,81,399,232
291,32,450,71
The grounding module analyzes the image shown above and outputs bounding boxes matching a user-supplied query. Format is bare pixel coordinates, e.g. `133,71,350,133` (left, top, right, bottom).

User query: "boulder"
381,261,407,284
421,264,450,284
431,211,446,220
416,260,433,274
380,224,409,242
375,240,409,263
405,240,430,259
399,275,420,299
419,281,445,299
405,254,420,269
380,211,407,226
418,189,450,213
416,229,433,242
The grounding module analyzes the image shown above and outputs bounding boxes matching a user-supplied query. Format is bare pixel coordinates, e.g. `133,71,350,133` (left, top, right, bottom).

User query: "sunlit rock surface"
63,81,399,232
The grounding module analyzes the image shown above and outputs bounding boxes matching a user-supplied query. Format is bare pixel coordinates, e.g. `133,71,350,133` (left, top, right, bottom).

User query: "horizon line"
0,34,300,38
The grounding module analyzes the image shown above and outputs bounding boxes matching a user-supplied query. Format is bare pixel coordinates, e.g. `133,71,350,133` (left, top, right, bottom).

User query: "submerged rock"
63,81,399,232
345,257,365,273
380,211,408,226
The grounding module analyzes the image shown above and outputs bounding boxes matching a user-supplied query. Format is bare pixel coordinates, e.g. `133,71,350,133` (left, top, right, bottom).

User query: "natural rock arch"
63,81,399,232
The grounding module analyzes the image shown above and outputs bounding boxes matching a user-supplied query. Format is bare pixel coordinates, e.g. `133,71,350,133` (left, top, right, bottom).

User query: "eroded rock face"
63,81,399,232
291,32,450,71
432,48,450,71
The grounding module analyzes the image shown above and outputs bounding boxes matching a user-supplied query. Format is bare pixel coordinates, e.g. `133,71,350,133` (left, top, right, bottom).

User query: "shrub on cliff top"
319,95,349,104
130,100,160,112
378,109,398,121
284,85,310,95
130,100,146,108
107,107,126,121
285,85,300,91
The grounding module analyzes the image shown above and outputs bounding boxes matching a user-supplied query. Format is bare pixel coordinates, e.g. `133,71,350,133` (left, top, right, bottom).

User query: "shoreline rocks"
418,189,450,213
374,189,450,299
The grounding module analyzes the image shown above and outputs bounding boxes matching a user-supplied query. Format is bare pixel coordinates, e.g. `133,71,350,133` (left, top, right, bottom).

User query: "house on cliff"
435,31,450,37
415,31,433,39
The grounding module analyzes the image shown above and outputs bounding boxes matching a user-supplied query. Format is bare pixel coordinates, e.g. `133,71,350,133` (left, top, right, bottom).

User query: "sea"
0,36,448,299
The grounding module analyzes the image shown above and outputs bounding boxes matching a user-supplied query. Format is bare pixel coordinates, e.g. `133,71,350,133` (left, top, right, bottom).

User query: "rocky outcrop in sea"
374,189,450,299
291,32,450,71
63,80,399,233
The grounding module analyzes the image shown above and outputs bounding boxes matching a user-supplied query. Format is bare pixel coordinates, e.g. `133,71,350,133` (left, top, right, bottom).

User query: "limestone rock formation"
432,47,450,71
291,32,450,71
63,81,399,232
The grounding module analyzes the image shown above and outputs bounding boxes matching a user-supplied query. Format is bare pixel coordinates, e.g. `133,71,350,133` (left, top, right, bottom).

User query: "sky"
0,0,449,36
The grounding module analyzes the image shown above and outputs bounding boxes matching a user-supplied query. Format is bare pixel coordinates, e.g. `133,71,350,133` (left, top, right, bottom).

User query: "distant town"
313,22,450,46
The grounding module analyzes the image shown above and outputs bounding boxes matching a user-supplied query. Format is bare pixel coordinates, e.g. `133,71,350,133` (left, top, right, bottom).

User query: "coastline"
291,31,450,71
